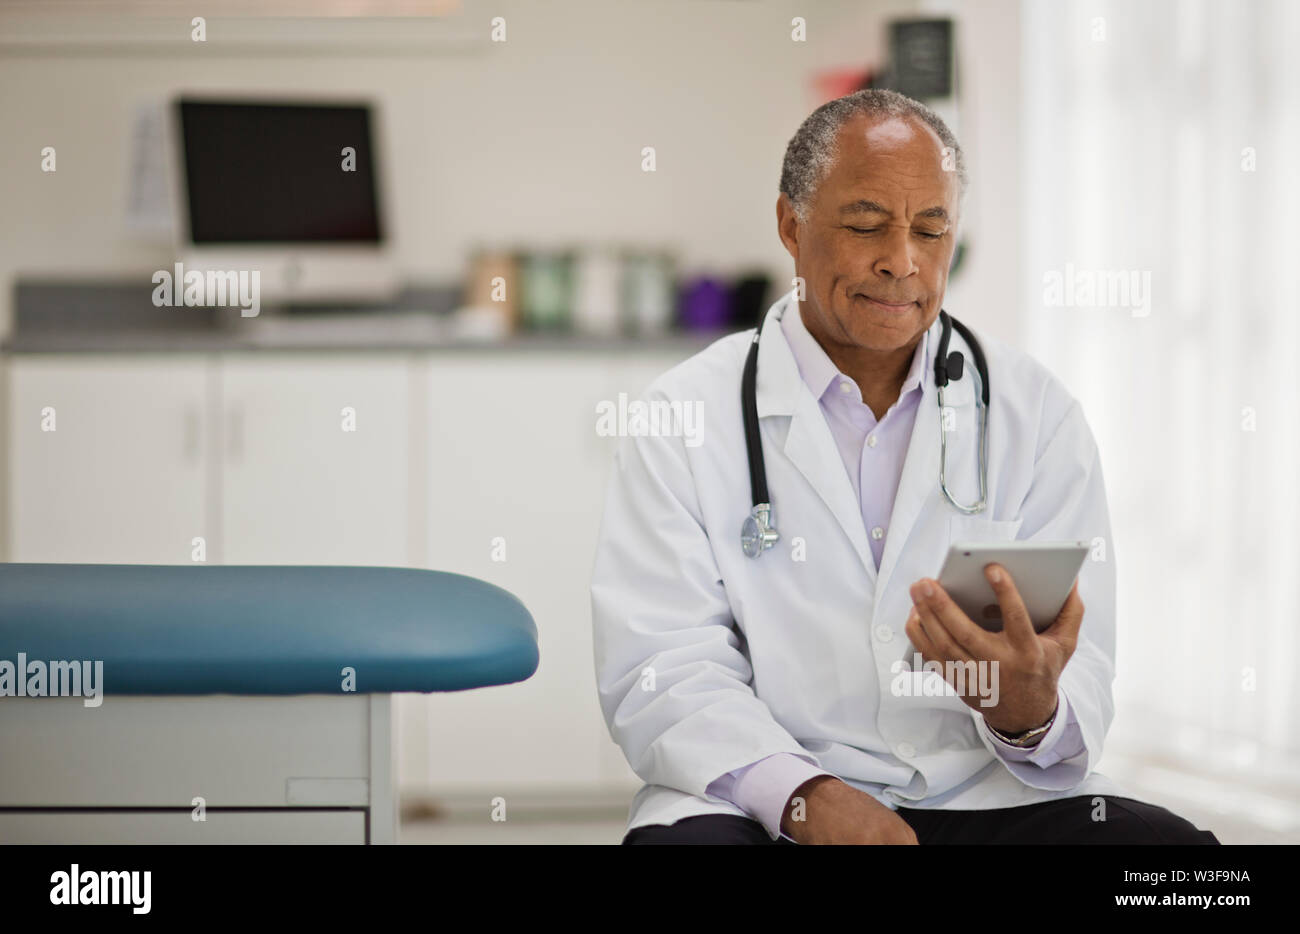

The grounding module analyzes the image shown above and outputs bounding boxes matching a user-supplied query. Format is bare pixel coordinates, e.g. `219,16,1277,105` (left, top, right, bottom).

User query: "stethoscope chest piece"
741,503,779,558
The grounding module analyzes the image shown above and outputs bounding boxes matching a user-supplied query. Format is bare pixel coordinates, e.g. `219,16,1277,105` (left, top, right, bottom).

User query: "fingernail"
921,582,933,598
988,567,1001,583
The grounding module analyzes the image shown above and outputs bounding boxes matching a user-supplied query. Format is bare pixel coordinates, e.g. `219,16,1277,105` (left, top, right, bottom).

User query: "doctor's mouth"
855,293,919,314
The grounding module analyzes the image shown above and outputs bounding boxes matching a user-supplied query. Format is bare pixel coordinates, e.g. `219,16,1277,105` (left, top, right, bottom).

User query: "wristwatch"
987,702,1059,748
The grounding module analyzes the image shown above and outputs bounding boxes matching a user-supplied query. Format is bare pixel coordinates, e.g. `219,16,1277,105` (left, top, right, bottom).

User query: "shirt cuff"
980,687,1084,767
705,753,832,840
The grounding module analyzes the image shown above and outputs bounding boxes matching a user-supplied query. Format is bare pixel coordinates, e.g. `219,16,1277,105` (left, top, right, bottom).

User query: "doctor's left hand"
904,565,1084,735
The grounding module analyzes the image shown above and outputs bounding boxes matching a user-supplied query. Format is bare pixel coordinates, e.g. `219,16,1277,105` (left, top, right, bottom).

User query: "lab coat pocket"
947,515,1023,544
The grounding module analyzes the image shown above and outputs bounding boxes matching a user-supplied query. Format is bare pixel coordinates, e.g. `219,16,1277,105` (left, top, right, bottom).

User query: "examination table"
0,563,539,844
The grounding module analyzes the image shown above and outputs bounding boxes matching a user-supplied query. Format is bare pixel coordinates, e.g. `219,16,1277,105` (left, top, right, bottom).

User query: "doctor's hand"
781,776,918,845
904,565,1084,736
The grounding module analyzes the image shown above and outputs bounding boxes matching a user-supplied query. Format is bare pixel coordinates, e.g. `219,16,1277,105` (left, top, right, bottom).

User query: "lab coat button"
870,525,884,540
896,742,916,759
874,624,893,643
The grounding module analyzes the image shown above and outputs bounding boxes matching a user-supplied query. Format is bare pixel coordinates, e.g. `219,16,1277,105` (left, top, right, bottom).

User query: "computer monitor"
171,97,397,307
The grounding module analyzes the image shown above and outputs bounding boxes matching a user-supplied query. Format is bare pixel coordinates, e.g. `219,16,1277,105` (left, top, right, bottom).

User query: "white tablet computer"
936,540,1091,633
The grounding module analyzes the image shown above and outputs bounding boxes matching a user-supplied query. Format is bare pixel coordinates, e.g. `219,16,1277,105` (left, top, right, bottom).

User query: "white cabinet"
0,694,393,844
5,354,413,568
402,353,684,794
218,355,411,566
5,355,212,564
4,346,696,798
407,355,614,791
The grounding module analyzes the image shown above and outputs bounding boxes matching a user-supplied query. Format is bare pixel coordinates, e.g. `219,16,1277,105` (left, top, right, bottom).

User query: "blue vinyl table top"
0,564,539,696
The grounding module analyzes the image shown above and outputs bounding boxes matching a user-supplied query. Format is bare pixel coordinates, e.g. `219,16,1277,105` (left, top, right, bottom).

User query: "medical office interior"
0,0,1295,845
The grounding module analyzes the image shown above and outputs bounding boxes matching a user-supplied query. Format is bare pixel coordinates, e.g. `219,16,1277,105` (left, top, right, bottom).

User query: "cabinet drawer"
0,809,366,844
0,696,370,807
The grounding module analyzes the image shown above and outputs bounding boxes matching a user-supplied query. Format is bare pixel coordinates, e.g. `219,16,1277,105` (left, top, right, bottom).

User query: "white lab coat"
591,288,1129,833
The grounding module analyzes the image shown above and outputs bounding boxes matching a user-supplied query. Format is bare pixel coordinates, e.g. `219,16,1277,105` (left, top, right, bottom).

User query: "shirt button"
838,380,853,394
867,434,878,448
874,624,893,643
870,525,884,540
896,742,916,759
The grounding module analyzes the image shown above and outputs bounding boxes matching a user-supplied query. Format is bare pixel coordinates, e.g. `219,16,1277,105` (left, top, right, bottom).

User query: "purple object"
678,277,732,331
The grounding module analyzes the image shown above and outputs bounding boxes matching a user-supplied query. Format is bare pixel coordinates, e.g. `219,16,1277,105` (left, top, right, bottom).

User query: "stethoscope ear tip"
934,350,965,386
946,351,965,382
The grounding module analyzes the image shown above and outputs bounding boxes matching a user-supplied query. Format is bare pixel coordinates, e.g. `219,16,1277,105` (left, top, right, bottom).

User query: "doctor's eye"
915,230,944,240
845,226,878,235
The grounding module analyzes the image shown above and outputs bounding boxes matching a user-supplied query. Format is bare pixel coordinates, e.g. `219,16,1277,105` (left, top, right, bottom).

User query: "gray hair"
779,88,968,225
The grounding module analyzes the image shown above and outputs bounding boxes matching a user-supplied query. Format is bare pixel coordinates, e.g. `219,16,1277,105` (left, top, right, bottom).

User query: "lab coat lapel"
876,315,975,596
754,296,877,580
784,393,878,579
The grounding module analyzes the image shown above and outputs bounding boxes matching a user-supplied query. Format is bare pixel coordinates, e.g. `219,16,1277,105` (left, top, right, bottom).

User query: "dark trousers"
622,795,1221,845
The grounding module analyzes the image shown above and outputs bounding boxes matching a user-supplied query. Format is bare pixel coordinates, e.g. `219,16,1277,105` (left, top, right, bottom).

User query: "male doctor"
591,89,1217,845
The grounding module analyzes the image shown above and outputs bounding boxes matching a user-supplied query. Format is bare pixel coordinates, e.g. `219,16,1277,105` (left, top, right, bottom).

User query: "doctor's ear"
775,193,802,259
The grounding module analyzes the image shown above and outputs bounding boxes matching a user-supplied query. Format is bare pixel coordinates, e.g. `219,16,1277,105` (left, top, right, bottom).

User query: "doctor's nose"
872,229,919,280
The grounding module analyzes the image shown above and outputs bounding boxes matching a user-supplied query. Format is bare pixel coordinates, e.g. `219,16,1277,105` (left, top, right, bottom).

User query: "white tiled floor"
399,772,1300,845
401,814,627,845
399,810,1292,845
400,808,1293,845
403,807,1297,847
1100,754,1300,845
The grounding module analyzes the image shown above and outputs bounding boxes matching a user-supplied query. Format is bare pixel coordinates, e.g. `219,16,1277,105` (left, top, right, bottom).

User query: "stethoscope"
740,307,990,558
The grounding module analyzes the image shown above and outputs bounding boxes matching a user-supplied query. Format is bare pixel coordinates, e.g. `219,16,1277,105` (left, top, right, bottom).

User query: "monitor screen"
178,99,383,245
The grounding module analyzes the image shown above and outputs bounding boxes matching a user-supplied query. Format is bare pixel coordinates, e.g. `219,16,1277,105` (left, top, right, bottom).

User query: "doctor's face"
777,113,960,354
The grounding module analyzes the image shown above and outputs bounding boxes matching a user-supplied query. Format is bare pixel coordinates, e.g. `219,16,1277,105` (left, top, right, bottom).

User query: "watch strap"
988,702,1059,747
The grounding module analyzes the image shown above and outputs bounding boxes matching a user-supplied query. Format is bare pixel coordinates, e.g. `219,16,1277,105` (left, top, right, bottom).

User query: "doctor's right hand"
781,776,919,845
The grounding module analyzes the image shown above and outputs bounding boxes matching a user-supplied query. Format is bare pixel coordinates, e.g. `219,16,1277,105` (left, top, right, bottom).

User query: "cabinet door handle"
226,403,244,463
182,405,201,462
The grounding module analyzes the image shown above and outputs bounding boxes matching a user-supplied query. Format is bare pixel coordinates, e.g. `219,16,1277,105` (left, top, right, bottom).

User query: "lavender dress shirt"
704,303,1086,840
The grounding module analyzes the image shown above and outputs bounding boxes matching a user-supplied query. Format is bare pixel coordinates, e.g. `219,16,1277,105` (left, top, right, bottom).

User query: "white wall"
917,0,1023,346
0,0,937,334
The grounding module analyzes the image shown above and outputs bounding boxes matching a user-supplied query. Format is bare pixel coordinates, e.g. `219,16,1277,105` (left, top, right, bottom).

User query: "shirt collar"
779,300,930,403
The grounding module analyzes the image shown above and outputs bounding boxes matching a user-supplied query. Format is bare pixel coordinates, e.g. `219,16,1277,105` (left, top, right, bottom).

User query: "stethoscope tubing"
741,307,990,556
